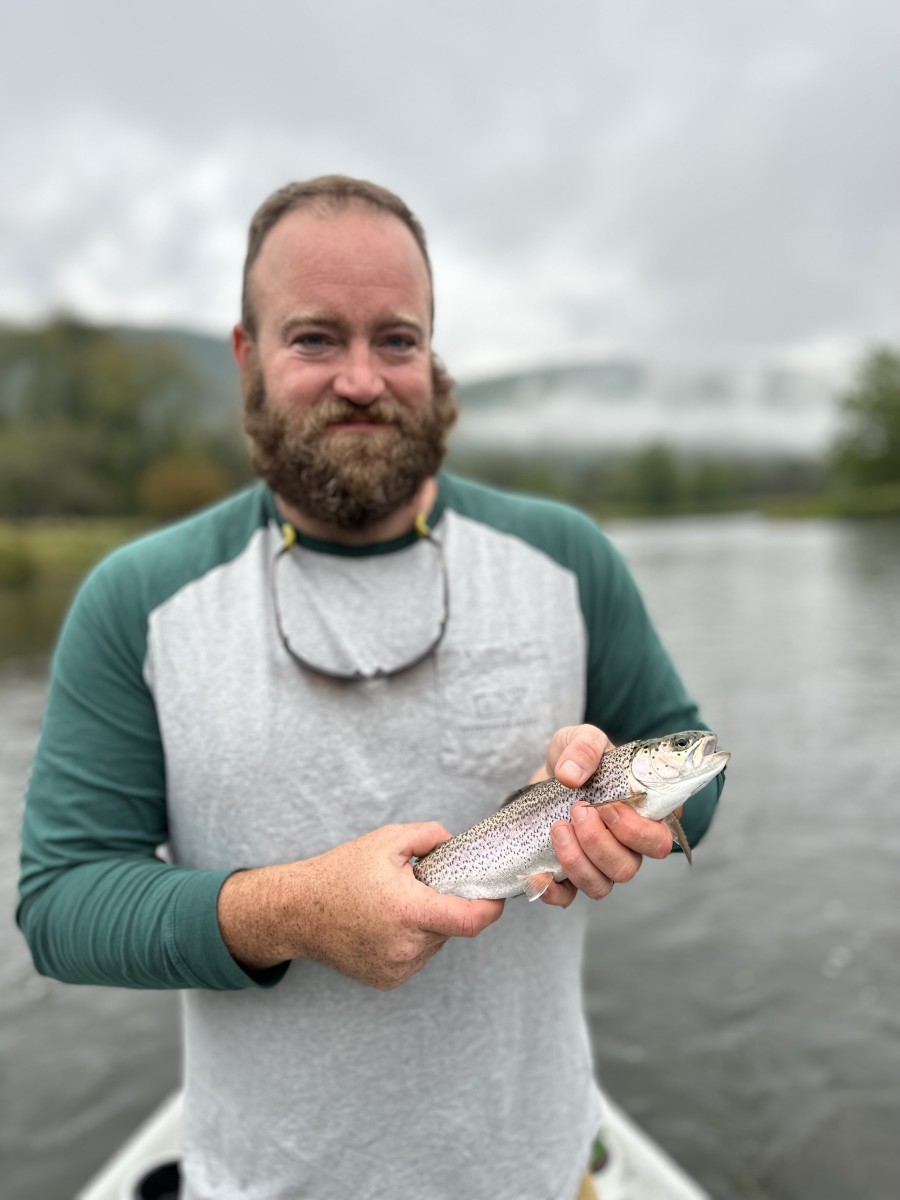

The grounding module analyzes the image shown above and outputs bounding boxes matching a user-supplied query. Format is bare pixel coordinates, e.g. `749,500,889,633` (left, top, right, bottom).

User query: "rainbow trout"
413,730,729,901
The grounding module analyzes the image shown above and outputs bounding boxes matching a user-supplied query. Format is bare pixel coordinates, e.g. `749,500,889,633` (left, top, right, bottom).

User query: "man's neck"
275,477,438,547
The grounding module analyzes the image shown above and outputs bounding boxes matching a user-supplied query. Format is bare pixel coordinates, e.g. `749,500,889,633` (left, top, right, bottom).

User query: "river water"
2,514,898,1200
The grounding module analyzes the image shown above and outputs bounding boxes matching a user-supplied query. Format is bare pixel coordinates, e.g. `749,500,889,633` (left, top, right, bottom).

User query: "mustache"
288,395,416,434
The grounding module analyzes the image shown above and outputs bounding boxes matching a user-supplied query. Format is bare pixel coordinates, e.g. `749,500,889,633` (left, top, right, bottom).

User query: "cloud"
2,0,898,378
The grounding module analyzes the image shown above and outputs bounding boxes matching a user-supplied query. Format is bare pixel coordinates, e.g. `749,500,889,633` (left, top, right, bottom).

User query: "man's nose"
333,345,386,405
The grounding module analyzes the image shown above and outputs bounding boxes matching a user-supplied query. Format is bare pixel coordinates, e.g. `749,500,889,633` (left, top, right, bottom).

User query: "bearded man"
18,176,723,1200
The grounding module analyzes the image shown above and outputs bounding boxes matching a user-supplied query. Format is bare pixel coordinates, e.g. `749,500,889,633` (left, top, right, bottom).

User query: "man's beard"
242,356,458,533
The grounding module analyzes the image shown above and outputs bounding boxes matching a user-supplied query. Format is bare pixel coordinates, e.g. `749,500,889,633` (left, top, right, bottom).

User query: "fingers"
539,878,578,908
544,724,613,788
419,894,505,940
549,800,675,902
285,823,504,992
368,932,449,992
396,821,454,860
399,825,505,939
595,803,675,860
369,893,504,991
374,896,503,990
550,814,619,900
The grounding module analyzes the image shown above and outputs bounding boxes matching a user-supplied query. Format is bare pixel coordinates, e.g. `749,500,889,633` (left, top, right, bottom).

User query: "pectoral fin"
620,790,648,808
519,871,557,902
666,813,692,864
588,790,648,809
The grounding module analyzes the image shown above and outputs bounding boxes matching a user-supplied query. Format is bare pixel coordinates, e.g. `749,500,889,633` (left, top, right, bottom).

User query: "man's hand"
217,823,503,991
533,724,673,908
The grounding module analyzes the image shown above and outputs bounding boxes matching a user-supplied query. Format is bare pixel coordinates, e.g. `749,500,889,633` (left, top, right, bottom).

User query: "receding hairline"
240,176,435,337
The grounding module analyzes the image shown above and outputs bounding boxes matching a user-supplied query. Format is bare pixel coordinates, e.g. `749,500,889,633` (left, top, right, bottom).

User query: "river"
2,513,898,1199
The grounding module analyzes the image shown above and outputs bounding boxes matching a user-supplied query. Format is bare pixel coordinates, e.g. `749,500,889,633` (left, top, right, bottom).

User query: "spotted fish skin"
413,731,729,901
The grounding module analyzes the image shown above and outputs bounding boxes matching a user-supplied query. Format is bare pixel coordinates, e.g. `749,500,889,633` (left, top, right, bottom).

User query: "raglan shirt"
18,473,722,1200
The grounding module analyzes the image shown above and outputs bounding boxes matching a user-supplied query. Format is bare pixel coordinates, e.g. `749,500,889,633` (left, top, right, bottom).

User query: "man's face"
234,204,456,532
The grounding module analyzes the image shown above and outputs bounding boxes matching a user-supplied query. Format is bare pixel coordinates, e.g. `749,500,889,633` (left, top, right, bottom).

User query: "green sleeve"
17,551,286,990
571,512,724,848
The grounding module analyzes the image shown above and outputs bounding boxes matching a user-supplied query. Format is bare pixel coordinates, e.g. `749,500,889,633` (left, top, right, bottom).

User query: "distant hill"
4,321,841,460
113,325,242,431
453,359,841,459
121,329,839,459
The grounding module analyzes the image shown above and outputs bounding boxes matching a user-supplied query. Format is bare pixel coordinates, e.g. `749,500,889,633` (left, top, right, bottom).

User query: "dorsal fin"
500,782,539,809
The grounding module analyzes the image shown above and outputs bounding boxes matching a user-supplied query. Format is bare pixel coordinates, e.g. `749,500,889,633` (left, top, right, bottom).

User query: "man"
18,176,723,1200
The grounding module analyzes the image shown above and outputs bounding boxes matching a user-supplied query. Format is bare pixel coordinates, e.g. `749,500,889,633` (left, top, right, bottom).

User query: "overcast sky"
2,0,898,380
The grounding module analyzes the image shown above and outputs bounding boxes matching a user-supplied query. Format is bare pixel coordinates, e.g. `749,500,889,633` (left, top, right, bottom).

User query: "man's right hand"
216,822,504,991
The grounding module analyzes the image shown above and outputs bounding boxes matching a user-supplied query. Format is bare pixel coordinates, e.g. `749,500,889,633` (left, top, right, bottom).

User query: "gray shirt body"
19,474,722,1200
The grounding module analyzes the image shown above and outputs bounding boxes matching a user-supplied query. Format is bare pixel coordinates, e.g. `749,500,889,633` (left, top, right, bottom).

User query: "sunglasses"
270,516,449,681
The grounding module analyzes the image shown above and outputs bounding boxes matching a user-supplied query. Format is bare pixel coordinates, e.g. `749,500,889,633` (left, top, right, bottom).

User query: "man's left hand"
532,724,674,908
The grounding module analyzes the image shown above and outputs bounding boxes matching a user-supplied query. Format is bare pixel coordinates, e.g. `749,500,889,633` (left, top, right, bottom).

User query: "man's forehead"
258,203,427,273
248,203,433,326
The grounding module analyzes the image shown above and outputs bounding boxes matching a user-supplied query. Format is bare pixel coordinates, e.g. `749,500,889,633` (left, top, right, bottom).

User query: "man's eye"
382,334,417,352
293,333,331,350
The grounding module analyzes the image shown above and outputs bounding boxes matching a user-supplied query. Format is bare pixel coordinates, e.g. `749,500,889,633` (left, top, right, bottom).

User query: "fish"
413,730,730,901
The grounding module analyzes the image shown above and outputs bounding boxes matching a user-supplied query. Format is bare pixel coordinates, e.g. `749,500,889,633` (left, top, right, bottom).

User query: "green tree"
0,318,231,515
136,454,232,520
832,346,900,486
686,460,734,512
629,443,683,513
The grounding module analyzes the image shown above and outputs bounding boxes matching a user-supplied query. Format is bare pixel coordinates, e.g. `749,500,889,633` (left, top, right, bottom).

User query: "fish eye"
673,736,689,749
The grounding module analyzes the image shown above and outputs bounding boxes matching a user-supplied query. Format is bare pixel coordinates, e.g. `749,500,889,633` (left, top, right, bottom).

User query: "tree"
0,318,236,515
629,443,683,513
136,454,232,520
832,346,900,486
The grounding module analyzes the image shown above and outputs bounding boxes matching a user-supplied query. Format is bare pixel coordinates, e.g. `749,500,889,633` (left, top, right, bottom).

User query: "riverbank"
3,479,899,590
765,480,900,518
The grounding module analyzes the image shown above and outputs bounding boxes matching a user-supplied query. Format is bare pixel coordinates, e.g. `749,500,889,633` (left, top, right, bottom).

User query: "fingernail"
553,823,573,847
599,805,620,827
571,803,590,825
559,759,587,785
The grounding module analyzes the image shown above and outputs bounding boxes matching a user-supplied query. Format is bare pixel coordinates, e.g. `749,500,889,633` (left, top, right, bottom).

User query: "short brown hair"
240,175,434,337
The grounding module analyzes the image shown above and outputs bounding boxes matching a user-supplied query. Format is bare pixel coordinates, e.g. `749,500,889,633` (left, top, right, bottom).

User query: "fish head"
629,730,730,816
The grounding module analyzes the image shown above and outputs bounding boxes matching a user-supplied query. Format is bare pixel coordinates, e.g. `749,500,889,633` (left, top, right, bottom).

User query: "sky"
2,0,899,382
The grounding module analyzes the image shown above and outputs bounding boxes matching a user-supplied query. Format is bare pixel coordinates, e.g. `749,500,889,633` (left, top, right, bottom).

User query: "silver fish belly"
413,730,729,901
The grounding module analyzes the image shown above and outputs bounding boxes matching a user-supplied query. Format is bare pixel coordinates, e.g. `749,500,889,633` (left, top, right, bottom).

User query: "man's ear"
232,324,253,370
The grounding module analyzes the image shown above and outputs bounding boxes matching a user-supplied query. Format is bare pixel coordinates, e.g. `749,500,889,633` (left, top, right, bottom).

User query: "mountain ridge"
1,320,841,458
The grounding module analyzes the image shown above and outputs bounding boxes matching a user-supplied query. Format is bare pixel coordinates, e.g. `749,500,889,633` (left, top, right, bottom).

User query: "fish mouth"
698,733,718,759
687,733,729,774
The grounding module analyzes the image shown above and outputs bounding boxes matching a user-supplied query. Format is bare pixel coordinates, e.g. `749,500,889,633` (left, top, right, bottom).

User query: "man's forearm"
18,857,260,990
